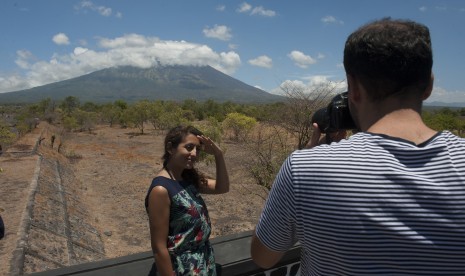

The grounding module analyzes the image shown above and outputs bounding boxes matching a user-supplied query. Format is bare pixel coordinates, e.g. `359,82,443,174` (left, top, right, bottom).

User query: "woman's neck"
163,165,183,181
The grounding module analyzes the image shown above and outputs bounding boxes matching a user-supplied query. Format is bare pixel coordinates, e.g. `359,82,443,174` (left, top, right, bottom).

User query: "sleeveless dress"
145,176,216,275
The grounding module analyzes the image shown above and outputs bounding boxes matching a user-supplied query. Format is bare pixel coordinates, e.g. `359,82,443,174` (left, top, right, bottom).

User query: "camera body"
311,91,357,133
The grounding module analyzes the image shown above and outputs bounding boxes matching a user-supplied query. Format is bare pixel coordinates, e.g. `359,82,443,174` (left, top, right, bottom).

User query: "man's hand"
305,123,347,149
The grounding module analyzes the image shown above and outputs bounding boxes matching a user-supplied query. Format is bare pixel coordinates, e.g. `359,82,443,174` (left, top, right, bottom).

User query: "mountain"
424,101,465,108
0,65,285,104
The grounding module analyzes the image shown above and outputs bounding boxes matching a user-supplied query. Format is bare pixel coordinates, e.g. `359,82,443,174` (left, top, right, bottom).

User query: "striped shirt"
255,131,465,275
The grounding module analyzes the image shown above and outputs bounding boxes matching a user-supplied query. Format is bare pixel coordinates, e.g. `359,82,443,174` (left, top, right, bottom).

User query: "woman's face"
169,134,202,169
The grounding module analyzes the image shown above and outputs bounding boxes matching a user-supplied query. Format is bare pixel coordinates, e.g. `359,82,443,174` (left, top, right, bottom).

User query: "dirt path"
0,124,43,276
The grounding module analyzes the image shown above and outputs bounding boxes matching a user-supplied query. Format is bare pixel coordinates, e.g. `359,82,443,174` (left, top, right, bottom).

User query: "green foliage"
222,112,257,141
81,101,101,112
114,100,128,110
125,100,151,134
63,116,79,132
202,116,223,143
73,109,98,132
60,96,80,116
14,109,39,137
158,105,189,130
460,108,465,117
201,99,225,122
101,103,122,127
147,101,164,129
0,119,16,147
182,99,205,120
423,109,463,132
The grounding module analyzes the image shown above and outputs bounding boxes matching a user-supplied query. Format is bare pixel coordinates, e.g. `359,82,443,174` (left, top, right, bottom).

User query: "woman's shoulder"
150,176,174,190
145,176,178,209
149,176,187,197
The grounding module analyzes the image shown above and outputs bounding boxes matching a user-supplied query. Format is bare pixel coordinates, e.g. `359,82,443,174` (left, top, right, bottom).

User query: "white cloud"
269,79,464,104
237,2,252,13
203,25,232,41
321,15,344,25
0,34,241,93
75,0,122,18
251,6,276,17
248,55,273,68
426,87,465,103
237,2,275,17
288,50,316,68
52,33,70,45
419,6,427,12
74,47,89,56
15,50,34,69
217,5,226,12
97,6,111,16
271,76,346,96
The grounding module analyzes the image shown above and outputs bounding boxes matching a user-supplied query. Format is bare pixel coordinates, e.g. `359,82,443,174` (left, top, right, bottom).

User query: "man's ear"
347,74,361,102
422,73,434,101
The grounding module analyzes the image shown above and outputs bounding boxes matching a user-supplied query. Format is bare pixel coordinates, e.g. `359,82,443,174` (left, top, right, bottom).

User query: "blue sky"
1,0,464,104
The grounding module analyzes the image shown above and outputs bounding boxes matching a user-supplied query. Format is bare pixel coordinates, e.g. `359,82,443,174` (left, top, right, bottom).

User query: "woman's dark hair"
162,125,207,189
343,17,433,101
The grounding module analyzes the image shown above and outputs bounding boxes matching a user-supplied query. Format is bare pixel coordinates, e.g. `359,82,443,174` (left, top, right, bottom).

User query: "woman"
145,125,229,275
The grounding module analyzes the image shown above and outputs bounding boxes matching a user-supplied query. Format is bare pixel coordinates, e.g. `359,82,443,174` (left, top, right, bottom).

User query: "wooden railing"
30,231,301,276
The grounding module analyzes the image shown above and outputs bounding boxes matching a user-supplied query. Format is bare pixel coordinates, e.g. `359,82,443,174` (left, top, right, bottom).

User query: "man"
251,18,465,275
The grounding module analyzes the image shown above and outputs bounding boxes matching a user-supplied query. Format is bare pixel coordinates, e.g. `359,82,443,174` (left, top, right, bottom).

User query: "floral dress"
145,176,216,275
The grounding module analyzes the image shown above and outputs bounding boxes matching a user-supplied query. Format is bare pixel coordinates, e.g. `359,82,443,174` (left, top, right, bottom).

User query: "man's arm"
251,231,285,269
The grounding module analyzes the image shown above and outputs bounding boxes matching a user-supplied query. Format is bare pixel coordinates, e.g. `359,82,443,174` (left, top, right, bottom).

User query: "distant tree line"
1,91,464,192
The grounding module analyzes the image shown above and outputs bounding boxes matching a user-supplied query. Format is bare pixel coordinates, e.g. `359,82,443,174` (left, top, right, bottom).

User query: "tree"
81,101,101,112
60,96,80,116
423,109,461,132
126,100,151,134
0,119,16,150
222,112,257,141
201,99,226,122
101,103,121,127
62,116,79,132
276,82,341,149
460,108,465,117
158,102,190,130
147,101,164,130
242,123,294,194
73,109,98,133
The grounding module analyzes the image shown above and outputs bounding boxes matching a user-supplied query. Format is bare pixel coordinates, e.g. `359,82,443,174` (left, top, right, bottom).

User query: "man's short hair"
343,17,433,101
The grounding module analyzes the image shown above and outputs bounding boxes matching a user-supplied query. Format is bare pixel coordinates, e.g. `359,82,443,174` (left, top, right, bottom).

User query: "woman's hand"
197,135,222,156
196,135,230,194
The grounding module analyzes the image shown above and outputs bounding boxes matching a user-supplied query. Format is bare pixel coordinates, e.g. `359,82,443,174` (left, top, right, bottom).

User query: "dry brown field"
0,122,269,274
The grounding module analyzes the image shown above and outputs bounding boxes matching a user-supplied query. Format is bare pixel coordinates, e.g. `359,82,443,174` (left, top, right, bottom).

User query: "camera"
311,91,357,133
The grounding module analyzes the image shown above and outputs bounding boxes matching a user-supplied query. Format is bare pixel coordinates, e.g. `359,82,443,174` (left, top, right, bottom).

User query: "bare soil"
0,122,268,274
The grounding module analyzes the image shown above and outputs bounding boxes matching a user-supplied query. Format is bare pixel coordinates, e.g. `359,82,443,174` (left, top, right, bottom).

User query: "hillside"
0,65,285,104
